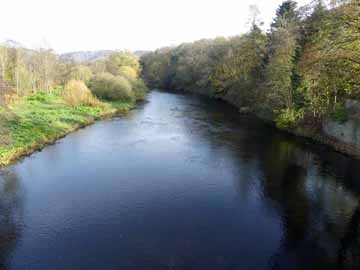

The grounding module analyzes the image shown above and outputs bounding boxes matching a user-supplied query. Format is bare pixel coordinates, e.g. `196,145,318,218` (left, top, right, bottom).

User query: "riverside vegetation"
1,0,359,165
0,49,147,166
141,0,360,154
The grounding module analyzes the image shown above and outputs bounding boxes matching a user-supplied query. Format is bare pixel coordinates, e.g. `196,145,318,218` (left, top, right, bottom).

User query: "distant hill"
60,50,114,63
0,39,150,63
133,50,149,57
0,39,24,49
60,50,150,64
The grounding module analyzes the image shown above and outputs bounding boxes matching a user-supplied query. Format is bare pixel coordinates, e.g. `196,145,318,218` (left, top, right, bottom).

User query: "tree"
211,27,267,106
297,0,360,118
66,65,93,83
105,52,141,76
140,0,360,128
141,48,173,89
0,46,8,80
264,0,301,110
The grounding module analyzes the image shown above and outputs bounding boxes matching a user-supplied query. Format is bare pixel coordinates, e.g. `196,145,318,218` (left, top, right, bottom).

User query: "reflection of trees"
179,93,360,269
260,141,315,269
257,136,360,269
338,201,360,270
0,170,23,270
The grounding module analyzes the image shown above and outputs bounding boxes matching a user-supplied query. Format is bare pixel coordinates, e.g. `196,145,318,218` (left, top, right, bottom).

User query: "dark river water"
1,91,360,270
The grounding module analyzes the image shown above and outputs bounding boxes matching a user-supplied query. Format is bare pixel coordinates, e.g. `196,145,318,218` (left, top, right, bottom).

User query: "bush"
275,108,304,129
131,79,148,101
331,103,348,123
105,52,141,76
117,66,138,81
0,125,11,145
62,80,100,107
0,107,17,145
67,65,93,83
89,73,134,102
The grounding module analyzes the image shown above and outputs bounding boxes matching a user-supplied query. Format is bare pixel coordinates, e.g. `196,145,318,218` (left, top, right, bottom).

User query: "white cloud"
1,0,310,53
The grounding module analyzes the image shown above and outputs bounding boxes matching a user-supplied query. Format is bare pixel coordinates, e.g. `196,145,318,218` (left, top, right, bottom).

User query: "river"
0,90,360,270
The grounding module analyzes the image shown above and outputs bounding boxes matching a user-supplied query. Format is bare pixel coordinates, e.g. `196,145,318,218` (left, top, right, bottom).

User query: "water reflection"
185,94,360,269
257,134,360,269
0,91,359,269
338,201,360,269
0,170,22,270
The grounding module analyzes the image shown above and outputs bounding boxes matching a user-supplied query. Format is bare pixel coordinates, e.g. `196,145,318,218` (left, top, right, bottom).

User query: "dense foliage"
141,0,360,128
0,46,147,103
89,72,134,102
88,52,147,102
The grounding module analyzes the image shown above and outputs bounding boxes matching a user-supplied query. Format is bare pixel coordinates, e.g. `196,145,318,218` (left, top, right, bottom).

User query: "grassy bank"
0,89,135,167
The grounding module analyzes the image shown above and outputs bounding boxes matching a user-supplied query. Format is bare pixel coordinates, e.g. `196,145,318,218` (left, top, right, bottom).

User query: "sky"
0,0,310,53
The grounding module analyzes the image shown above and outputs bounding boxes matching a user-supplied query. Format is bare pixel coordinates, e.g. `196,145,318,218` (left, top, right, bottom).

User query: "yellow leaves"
62,80,101,107
105,52,141,77
117,66,138,82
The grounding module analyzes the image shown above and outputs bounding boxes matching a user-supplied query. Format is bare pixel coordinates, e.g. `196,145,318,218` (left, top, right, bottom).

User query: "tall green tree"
298,0,360,118
211,27,267,106
264,0,301,110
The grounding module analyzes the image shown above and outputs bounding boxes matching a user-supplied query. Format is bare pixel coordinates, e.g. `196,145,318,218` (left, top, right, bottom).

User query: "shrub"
0,107,17,145
331,103,348,123
275,108,304,129
67,65,93,83
131,79,148,101
0,122,11,145
105,52,141,76
117,66,138,81
89,73,134,102
62,80,100,107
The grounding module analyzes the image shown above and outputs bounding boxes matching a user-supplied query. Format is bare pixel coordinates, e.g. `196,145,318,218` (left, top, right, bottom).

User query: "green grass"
106,100,136,112
0,90,135,167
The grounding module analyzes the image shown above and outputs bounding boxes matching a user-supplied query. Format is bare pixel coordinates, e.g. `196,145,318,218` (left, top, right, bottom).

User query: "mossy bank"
0,89,136,167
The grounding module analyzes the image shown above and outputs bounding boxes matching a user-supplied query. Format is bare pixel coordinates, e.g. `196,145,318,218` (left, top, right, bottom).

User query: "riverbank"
0,89,136,167
288,124,360,159
190,90,360,160
236,99,360,159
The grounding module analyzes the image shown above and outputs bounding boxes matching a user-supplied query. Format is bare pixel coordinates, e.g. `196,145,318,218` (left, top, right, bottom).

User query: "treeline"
141,0,360,129
0,45,147,105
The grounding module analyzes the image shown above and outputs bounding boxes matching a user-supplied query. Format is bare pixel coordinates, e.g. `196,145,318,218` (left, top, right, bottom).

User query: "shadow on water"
184,93,360,269
0,170,23,270
256,134,360,269
338,201,360,269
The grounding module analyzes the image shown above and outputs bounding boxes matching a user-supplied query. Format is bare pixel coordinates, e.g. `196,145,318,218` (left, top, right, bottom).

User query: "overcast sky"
1,0,310,53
